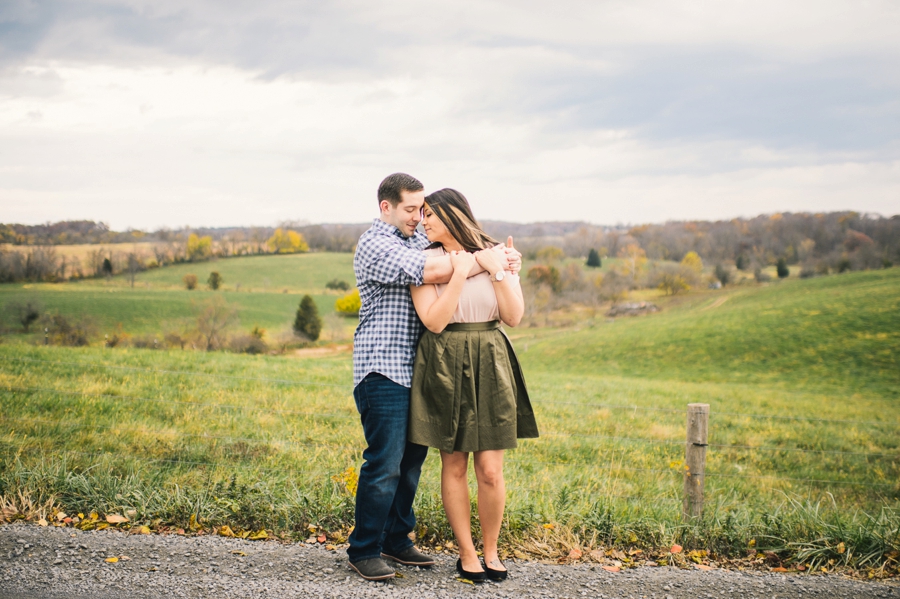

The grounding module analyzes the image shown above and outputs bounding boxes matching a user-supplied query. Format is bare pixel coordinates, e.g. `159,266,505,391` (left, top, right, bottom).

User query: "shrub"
131,336,161,349
183,274,198,290
43,313,95,346
837,258,852,273
735,254,749,271
535,246,565,262
754,269,772,283
649,263,692,296
101,258,113,277
325,278,350,291
586,248,601,268
229,334,268,355
527,264,561,293
208,271,223,290
335,289,361,316
799,266,817,279
164,332,188,349
776,258,790,279
293,295,322,341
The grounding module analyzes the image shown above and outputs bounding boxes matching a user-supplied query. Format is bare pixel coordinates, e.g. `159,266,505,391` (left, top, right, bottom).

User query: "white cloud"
0,1,898,227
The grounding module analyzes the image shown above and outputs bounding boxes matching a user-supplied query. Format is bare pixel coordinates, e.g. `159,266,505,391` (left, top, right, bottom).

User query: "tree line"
1,211,896,284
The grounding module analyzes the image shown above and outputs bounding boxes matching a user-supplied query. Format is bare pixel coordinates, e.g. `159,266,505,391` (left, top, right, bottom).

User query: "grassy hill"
518,268,900,398
115,252,355,292
1,257,898,566
0,253,358,337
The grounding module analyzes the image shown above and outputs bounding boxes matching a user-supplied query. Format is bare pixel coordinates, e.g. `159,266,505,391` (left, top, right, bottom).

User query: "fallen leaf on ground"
105,557,118,563
568,548,583,560
231,551,246,556
119,556,131,561
670,544,683,554
771,567,788,572
456,578,474,585
38,519,48,527
106,514,129,524
218,526,235,538
601,565,620,572
317,534,326,543
56,512,67,522
248,530,268,540
695,564,713,571
135,526,151,535
325,544,336,551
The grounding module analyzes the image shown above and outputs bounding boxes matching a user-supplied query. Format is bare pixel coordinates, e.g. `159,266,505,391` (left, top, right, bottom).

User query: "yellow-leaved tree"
267,228,309,254
680,251,703,274
186,233,213,261
617,243,647,280
335,289,361,316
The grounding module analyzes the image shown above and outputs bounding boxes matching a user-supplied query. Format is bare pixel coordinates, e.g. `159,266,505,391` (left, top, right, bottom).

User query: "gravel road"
2,523,897,599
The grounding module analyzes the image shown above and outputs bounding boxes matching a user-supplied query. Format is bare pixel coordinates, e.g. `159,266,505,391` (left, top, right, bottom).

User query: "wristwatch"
490,270,505,282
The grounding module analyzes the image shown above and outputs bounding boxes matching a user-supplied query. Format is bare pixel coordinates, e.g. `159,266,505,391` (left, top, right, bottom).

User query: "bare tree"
195,296,238,350
126,252,144,288
6,299,43,333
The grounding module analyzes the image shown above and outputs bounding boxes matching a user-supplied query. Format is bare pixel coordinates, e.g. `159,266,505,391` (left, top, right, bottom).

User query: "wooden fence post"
683,403,709,521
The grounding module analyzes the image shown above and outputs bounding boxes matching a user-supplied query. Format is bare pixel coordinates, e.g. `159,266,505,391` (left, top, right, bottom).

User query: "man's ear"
379,200,391,215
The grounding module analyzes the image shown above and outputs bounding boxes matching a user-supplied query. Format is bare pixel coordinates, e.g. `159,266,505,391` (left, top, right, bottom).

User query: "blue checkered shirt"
353,219,430,388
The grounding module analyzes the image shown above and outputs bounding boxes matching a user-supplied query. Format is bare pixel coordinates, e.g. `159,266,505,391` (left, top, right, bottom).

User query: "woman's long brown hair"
424,188,499,253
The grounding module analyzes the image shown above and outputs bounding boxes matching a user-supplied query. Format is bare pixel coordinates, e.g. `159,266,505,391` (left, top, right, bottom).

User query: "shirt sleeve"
360,234,428,287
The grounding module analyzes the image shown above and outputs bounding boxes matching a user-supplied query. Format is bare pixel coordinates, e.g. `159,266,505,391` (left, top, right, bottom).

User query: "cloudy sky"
1,0,898,229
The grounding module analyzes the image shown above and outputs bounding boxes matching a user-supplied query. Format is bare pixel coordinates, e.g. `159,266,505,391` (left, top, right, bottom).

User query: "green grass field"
0,253,357,338
1,255,898,570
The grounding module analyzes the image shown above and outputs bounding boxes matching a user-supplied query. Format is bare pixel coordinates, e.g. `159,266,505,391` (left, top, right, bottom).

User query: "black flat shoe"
483,558,508,581
456,559,486,582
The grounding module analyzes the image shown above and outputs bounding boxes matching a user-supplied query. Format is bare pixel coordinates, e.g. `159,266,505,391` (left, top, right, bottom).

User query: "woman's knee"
441,452,469,480
474,463,504,488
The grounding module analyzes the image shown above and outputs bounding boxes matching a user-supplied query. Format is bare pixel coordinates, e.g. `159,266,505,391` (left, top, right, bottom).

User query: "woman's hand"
450,250,477,277
474,247,505,277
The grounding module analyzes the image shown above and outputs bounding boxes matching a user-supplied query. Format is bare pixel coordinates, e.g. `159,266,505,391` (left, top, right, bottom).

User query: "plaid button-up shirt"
353,219,430,388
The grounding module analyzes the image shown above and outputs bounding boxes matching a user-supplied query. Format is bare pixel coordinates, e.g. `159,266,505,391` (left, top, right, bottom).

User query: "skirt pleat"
409,323,539,453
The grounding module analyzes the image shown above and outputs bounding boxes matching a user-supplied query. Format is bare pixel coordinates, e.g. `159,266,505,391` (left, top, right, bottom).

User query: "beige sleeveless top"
423,247,521,324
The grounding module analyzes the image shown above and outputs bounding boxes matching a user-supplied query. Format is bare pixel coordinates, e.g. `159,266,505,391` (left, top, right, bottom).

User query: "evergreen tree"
586,248,601,268
293,295,322,341
101,258,113,278
776,258,790,279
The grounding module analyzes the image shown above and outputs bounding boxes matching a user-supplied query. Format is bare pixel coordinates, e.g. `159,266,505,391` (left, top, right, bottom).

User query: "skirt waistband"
443,320,500,332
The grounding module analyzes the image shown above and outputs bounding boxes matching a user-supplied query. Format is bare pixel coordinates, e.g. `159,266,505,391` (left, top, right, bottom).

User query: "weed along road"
1,524,896,599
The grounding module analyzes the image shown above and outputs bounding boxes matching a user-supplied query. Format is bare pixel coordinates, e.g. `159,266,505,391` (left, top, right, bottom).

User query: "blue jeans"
348,372,429,563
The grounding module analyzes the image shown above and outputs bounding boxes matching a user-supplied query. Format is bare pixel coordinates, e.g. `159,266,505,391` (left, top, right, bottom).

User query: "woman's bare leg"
473,449,506,570
440,450,483,572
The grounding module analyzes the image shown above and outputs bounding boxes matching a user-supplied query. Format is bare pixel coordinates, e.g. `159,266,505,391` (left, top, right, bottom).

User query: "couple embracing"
348,173,539,582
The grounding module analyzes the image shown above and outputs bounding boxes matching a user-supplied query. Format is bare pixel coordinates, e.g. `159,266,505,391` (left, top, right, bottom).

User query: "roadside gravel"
2,523,897,599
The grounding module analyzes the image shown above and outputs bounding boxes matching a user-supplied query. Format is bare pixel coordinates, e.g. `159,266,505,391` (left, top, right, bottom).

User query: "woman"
408,188,539,582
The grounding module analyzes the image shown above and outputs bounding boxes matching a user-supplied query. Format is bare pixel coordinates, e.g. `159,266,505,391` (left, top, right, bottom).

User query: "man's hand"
449,250,477,278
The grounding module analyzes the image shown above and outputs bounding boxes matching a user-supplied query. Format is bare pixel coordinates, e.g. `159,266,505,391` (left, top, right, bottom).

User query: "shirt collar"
372,218,412,240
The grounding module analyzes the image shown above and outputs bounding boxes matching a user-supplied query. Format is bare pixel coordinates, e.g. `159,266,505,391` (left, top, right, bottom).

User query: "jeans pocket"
354,381,369,414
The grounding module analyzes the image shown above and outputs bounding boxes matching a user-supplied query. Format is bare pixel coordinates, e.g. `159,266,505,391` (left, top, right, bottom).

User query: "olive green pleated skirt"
409,320,539,454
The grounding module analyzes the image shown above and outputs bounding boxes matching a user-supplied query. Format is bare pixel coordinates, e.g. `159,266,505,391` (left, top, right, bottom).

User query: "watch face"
495,270,504,281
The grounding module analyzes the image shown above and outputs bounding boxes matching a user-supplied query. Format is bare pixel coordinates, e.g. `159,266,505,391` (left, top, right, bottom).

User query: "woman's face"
422,204,453,245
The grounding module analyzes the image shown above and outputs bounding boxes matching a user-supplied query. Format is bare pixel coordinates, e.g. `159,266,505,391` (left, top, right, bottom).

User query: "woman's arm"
474,249,525,327
411,251,477,334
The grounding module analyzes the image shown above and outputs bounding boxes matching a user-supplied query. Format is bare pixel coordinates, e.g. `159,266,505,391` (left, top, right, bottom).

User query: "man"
348,173,520,581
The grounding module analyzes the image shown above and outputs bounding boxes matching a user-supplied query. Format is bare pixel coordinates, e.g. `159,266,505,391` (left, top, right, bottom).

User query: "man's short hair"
377,173,424,207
